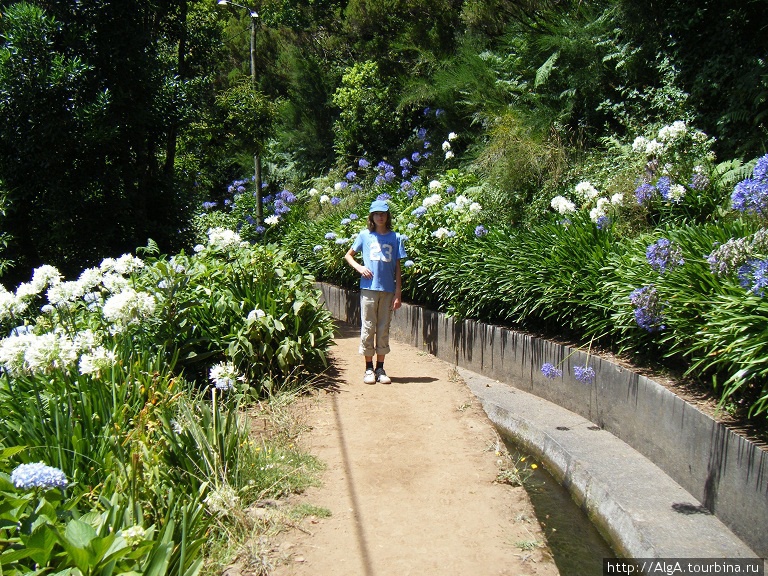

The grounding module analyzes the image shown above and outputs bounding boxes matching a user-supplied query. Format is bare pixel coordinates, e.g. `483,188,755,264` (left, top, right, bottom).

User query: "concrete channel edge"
317,282,768,559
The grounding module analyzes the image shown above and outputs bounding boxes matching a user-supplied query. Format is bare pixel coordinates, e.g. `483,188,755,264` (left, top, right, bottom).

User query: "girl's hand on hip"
359,265,373,279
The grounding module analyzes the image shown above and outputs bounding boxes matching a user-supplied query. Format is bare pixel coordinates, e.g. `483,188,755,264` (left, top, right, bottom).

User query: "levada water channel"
502,434,617,576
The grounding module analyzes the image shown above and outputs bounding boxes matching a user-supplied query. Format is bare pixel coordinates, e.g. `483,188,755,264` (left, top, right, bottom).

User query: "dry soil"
266,321,560,576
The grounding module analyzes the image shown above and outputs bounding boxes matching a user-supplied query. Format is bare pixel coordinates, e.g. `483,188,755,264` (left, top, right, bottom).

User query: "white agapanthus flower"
209,361,242,391
589,197,611,223
645,139,664,156
445,151,454,160
469,202,482,213
610,193,624,206
15,265,62,300
78,267,104,291
574,181,599,202
429,179,442,190
101,273,130,294
204,482,240,515
46,281,86,308
264,215,280,226
0,288,28,322
550,196,576,215
319,194,330,204
667,184,686,203
442,141,451,151
658,120,687,142
308,187,319,196
423,194,442,208
632,136,649,153
79,346,118,378
432,227,451,239
0,330,91,375
102,289,156,327
207,227,241,251
448,132,458,141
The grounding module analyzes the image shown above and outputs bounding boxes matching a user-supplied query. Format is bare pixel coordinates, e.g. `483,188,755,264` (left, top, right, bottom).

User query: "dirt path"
270,321,559,576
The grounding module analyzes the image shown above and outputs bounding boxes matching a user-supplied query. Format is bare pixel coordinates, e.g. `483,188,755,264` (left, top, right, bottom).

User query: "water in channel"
502,436,617,576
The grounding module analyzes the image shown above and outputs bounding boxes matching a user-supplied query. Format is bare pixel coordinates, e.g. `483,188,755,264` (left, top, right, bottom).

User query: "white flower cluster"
589,197,612,222
658,120,687,142
0,329,101,376
422,193,442,208
102,288,156,330
204,482,240,515
632,120,709,158
431,227,456,239
78,346,118,378
101,254,145,276
550,196,576,215
206,227,244,251
442,132,458,159
264,215,280,226
574,181,600,203
121,525,147,547
209,361,242,391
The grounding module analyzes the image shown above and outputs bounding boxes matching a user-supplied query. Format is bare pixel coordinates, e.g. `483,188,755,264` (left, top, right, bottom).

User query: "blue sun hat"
369,199,390,213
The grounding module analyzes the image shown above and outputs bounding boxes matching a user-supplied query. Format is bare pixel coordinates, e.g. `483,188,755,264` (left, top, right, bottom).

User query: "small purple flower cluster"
707,229,768,277
634,183,656,205
596,216,611,230
541,363,562,379
474,225,488,238
573,365,596,384
646,238,684,273
629,285,666,332
272,189,297,216
732,155,768,215
737,258,768,297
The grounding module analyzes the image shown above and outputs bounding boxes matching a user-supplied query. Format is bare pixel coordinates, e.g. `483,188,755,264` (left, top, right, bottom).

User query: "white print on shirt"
370,239,393,262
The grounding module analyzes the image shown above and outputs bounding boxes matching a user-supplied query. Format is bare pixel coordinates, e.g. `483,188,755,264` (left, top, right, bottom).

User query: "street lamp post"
217,0,263,224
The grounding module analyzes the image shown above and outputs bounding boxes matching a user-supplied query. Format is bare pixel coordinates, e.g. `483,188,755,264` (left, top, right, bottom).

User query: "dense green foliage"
0,235,333,573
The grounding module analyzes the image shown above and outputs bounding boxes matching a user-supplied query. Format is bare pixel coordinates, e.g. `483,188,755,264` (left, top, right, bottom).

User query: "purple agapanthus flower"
738,258,768,297
573,365,595,384
646,238,684,273
541,363,562,379
629,285,666,332
635,183,656,205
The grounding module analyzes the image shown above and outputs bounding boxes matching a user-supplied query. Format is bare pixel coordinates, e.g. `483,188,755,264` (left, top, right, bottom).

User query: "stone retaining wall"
318,282,768,557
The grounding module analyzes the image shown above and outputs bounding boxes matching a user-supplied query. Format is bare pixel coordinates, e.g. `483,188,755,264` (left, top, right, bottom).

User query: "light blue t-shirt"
351,229,407,293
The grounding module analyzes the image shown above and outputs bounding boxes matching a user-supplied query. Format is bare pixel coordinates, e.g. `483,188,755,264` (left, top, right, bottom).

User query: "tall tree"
0,0,223,283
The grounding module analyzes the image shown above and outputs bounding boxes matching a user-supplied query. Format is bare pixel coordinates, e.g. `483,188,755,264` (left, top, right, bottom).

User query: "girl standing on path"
344,200,407,384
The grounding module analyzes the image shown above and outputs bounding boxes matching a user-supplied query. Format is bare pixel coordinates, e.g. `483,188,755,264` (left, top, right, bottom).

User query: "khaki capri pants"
359,289,395,356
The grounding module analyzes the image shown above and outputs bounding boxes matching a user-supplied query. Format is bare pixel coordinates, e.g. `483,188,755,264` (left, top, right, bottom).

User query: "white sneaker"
363,369,376,384
375,368,391,384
